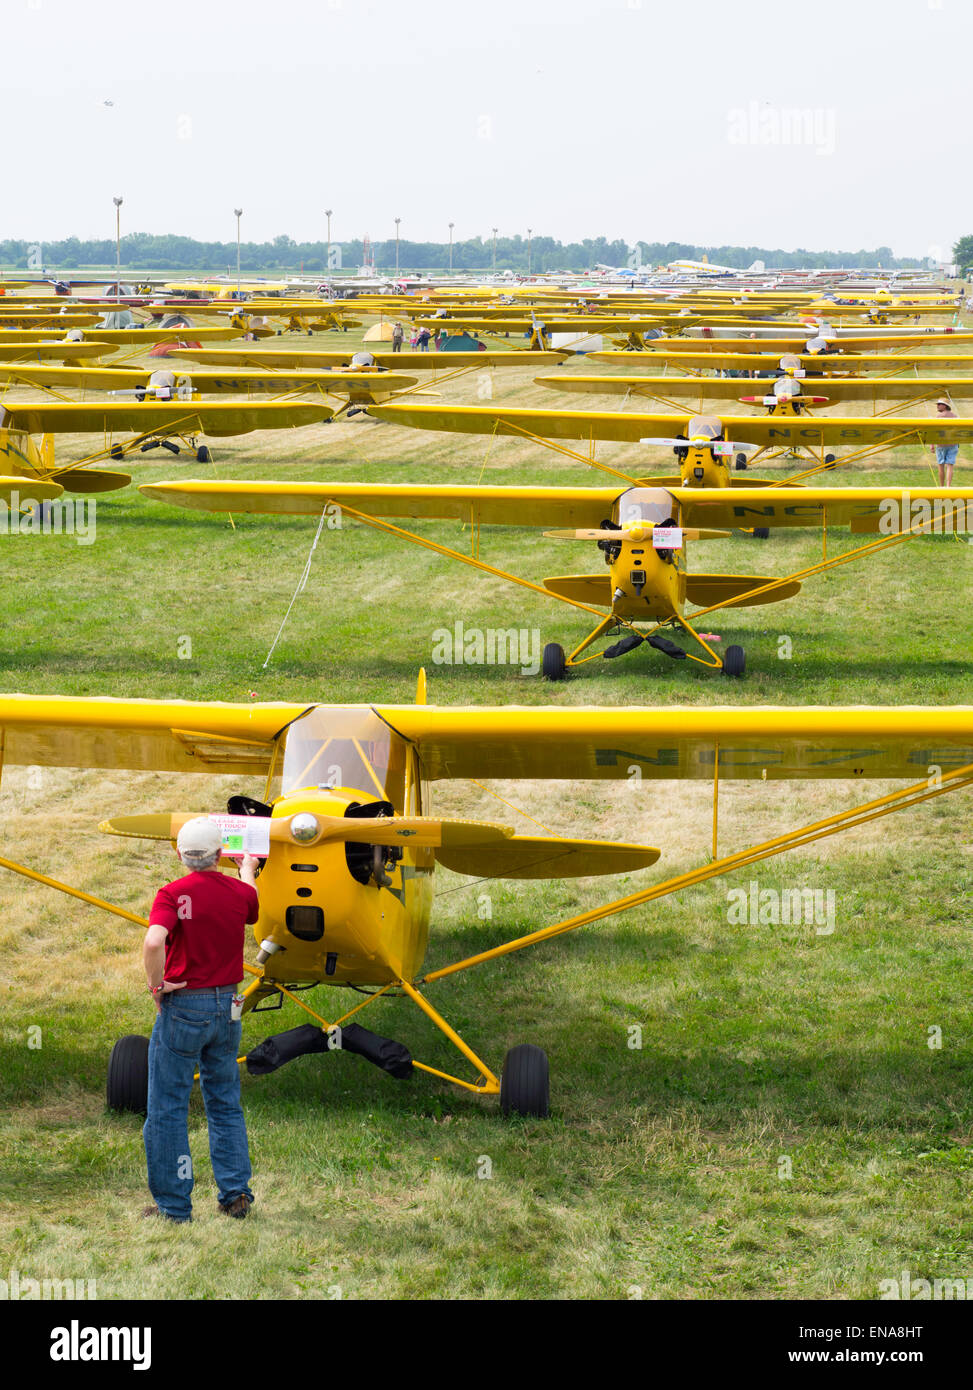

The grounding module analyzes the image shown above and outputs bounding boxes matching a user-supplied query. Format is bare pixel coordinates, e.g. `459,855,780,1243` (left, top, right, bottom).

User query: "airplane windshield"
281,707,394,799
615,487,677,527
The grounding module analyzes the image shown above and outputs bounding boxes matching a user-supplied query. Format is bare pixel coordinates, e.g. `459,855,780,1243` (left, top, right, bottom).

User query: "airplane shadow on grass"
5,909,971,1136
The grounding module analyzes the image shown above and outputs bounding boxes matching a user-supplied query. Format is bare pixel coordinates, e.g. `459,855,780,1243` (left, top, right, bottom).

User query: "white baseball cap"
177,817,222,855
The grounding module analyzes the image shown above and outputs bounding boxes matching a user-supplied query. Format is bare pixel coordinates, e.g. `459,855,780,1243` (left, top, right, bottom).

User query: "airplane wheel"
722,645,746,677
735,452,748,471
107,1034,149,1115
196,445,211,463
500,1044,549,1118
824,453,836,470
110,444,125,459
542,643,566,681
751,527,770,540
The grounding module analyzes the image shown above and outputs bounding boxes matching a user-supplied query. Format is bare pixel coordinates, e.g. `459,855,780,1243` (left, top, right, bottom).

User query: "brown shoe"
218,1194,252,1219
142,1203,191,1223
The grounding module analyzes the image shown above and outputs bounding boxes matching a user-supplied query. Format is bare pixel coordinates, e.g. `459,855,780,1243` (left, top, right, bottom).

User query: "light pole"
325,208,333,278
112,196,123,294
492,227,498,272
394,217,401,274
448,221,454,273
527,226,532,277
234,208,243,294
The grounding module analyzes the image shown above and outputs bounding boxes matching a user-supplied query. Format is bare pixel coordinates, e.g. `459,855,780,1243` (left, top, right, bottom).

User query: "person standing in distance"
142,818,260,1222
930,397,959,486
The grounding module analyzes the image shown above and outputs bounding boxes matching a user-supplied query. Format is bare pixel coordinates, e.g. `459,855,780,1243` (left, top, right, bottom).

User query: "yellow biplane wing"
0,694,970,785
368,402,973,446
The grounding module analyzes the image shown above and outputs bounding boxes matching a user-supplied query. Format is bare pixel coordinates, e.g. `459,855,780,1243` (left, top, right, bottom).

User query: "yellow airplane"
169,345,568,368
640,331,973,354
139,477,973,678
2,691,971,1115
158,300,363,333
409,314,674,350
0,327,242,345
535,371,973,419
590,349,973,377
368,400,973,476
0,309,110,328
0,364,421,420
0,340,116,363
0,398,333,492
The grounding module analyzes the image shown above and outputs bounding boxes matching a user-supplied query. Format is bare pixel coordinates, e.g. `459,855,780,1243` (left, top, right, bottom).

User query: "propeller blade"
100,811,514,851
543,527,626,541
306,814,513,849
543,526,730,542
639,437,755,454
99,813,190,840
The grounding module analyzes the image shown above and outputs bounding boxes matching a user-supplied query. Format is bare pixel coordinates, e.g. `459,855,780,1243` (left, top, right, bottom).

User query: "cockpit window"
685,415,723,440
281,707,399,800
615,487,676,528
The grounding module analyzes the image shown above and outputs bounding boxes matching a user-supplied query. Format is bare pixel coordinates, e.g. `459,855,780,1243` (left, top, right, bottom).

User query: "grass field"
0,319,971,1300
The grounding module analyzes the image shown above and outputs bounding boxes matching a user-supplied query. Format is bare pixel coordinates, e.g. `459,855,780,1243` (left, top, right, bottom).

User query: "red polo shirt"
150,871,259,989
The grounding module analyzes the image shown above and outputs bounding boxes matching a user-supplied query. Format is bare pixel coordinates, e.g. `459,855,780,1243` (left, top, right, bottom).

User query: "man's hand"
239,854,260,889
150,978,186,1013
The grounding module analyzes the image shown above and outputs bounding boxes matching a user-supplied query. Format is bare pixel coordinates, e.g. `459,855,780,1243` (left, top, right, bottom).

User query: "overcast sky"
2,0,966,258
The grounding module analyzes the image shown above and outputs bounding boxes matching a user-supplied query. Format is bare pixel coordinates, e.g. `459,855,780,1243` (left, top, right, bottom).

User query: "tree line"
0,231,928,274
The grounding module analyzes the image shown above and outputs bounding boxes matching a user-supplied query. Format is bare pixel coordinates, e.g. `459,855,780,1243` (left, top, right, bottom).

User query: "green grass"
0,319,972,1300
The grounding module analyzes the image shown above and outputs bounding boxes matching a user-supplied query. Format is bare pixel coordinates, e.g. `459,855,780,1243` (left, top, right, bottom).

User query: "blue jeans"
143,987,253,1221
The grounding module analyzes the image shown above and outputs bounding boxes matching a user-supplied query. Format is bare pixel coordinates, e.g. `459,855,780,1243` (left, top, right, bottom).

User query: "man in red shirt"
141,818,260,1223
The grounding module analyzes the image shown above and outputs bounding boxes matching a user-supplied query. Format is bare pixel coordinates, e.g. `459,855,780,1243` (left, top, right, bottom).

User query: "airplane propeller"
99,811,515,850
638,436,756,455
543,525,731,542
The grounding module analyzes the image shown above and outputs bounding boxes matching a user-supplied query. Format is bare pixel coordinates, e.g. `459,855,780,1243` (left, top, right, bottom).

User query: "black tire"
734,452,748,471
107,1034,149,1114
722,644,746,677
110,443,125,459
542,642,566,681
751,527,770,540
196,445,211,463
824,453,837,470
500,1043,550,1118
